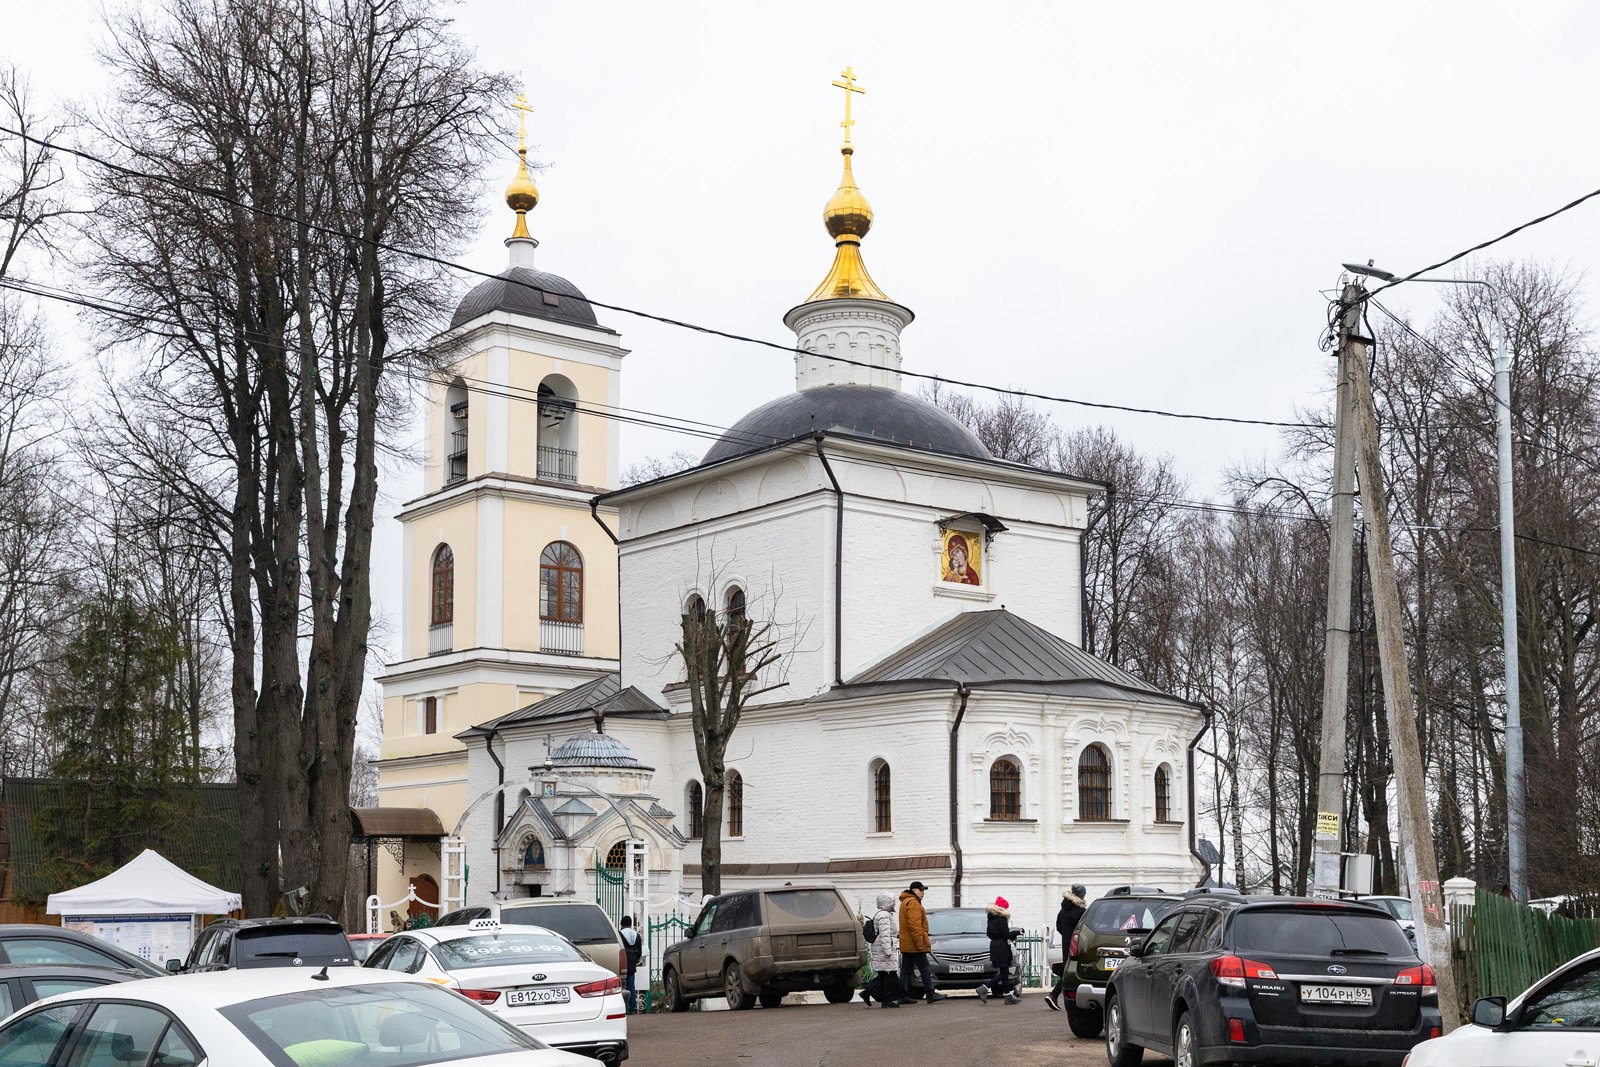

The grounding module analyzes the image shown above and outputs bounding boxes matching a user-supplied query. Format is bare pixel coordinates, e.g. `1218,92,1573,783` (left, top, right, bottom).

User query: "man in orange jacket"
896,881,948,1004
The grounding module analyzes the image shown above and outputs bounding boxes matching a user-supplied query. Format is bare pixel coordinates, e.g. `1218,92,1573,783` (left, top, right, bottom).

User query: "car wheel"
1173,1010,1198,1067
723,961,755,1010
1105,994,1144,1067
759,992,785,1009
1066,998,1103,1038
822,983,854,1004
663,968,690,1013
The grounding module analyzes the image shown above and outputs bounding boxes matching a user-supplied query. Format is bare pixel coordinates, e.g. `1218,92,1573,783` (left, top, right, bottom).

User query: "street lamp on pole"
1346,264,1526,903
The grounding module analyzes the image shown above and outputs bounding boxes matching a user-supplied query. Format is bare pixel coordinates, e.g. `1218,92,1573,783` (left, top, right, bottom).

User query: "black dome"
450,267,611,332
703,385,993,464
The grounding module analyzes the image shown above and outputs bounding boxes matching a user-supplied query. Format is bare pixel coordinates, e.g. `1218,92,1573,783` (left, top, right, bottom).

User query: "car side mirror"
1126,943,1145,959
165,959,183,973
1472,996,1507,1029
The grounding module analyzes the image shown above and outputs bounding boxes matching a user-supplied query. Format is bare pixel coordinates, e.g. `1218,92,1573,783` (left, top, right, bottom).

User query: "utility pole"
1344,287,1460,1025
1312,283,1363,897
1494,332,1528,902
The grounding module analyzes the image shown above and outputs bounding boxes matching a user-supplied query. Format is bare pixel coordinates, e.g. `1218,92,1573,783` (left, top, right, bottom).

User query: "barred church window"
727,770,744,837
1079,744,1112,821
605,841,627,870
430,544,454,625
989,758,1021,821
686,781,704,839
1155,764,1173,823
539,541,583,623
872,760,892,832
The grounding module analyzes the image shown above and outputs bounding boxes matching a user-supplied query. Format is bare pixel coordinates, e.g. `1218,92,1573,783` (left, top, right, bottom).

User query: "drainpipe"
487,726,505,896
1187,707,1213,887
813,434,844,687
948,682,972,905
589,499,622,678
1080,485,1112,648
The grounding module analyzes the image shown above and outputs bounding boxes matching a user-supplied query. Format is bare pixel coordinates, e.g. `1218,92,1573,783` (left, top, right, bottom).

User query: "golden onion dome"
505,148,539,239
806,145,891,303
823,146,872,240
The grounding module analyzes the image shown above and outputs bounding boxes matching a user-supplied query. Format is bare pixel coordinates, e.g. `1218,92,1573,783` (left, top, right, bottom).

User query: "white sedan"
0,966,595,1066
365,920,627,1064
1404,945,1600,1067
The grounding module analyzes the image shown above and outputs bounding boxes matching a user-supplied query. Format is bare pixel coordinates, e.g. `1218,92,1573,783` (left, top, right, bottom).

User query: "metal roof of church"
458,674,668,740
449,267,614,333
834,609,1198,709
550,731,649,769
701,385,992,465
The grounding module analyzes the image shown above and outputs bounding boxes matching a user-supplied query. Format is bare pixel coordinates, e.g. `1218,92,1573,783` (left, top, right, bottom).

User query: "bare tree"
620,449,698,487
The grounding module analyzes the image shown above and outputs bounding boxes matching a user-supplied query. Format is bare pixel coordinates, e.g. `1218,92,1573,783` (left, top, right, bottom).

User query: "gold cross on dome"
831,66,866,144
511,92,534,151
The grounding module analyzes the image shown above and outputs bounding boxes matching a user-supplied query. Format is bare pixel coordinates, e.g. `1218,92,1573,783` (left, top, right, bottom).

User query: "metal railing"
428,623,453,655
540,619,584,656
537,445,577,484
447,429,468,484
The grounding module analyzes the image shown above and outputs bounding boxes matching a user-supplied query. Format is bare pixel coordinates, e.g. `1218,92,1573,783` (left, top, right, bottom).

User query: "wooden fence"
1450,888,1600,1016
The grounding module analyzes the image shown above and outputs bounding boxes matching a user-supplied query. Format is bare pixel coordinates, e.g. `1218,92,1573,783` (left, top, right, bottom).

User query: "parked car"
911,907,1003,992
1064,887,1181,1038
0,964,146,1016
364,918,628,1064
660,884,867,1011
435,900,628,975
1403,942,1600,1066
0,965,596,1066
346,932,390,963
0,926,165,977
1359,894,1417,941
1105,895,1441,1067
177,916,355,973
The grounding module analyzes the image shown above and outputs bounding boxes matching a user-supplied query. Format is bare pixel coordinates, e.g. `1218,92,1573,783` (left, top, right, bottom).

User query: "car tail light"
1395,964,1436,995
1427,1026,1441,1039
456,988,501,1004
1227,1018,1245,1043
575,976,624,998
1209,955,1277,988
1068,929,1079,959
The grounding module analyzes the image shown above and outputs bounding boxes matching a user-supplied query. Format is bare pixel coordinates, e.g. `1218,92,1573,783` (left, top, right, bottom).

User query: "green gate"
643,910,696,1013
593,849,626,924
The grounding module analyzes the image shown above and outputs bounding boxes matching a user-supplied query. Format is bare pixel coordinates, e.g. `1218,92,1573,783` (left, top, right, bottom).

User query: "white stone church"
376,97,1206,930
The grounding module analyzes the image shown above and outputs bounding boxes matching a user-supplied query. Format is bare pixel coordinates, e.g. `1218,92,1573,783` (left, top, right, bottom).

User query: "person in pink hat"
975,895,1022,1005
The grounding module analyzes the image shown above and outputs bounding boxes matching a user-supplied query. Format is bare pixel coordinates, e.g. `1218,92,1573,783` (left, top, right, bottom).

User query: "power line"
0,124,1317,431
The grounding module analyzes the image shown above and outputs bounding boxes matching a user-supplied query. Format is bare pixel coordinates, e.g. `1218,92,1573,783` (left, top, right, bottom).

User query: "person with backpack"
859,890,903,1008
619,915,644,1015
974,895,1022,1005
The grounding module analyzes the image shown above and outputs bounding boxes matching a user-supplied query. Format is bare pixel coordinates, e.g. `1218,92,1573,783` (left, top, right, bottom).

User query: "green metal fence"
643,910,696,1013
1451,888,1600,1019
593,850,626,924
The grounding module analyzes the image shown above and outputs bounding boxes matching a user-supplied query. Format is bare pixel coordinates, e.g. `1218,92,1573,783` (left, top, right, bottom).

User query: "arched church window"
725,586,746,629
686,781,704,839
684,593,707,625
604,841,627,871
989,758,1021,821
522,838,546,869
1155,764,1173,823
871,760,892,833
539,541,583,623
1079,744,1112,821
430,545,454,626
422,696,438,735
536,374,579,483
727,770,744,838
445,378,468,485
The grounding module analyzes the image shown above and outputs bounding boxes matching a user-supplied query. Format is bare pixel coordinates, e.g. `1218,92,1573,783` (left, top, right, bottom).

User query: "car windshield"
766,890,848,921
499,904,614,945
235,928,351,965
927,910,988,937
1231,908,1415,958
220,981,546,1067
431,932,582,971
1084,898,1176,933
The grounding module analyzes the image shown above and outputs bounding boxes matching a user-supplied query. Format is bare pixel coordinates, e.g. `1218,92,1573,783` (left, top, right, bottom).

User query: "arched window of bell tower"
444,377,469,485
536,374,579,484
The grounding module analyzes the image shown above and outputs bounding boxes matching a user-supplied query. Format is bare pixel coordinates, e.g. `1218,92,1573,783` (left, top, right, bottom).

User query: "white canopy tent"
46,849,240,966
46,849,240,916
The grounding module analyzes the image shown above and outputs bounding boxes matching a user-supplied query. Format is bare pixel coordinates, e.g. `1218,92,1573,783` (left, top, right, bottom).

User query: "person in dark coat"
1046,884,1088,1010
620,915,644,1015
974,896,1021,1005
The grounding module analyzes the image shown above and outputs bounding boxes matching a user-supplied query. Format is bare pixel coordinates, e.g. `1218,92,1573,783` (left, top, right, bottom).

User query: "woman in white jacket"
864,890,905,1008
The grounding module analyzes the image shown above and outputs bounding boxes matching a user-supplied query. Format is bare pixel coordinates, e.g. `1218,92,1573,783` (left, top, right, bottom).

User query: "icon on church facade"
940,530,982,586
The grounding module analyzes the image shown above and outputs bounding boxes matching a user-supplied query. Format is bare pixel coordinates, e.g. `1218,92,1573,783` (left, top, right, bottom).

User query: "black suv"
1105,896,1441,1067
177,916,355,972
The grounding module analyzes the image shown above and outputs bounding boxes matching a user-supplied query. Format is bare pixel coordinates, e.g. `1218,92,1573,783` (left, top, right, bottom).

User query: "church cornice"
443,313,631,364
396,473,617,522
376,647,617,688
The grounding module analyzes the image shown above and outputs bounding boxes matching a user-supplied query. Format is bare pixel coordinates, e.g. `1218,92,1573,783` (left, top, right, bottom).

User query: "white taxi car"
1404,944,1600,1067
0,965,594,1066
366,919,627,1064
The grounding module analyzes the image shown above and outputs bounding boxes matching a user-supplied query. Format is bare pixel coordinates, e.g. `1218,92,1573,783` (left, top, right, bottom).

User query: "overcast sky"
10,1,1600,675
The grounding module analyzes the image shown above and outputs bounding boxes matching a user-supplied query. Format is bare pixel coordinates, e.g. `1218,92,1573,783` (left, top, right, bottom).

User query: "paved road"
627,990,1173,1067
